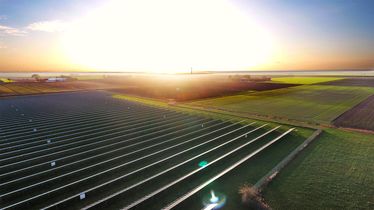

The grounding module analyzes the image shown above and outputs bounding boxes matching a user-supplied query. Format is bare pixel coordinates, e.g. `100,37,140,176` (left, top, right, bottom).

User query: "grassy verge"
263,128,374,209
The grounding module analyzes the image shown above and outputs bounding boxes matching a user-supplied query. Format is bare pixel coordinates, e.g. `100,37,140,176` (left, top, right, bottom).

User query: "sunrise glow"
0,0,373,72
60,0,275,73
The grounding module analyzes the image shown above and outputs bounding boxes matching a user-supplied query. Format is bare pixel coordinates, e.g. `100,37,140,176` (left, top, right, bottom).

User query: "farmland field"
333,94,374,130
0,76,296,100
270,77,343,85
263,128,374,209
0,91,311,210
187,85,374,124
0,85,14,95
320,77,374,87
108,75,299,102
0,78,12,83
0,80,121,97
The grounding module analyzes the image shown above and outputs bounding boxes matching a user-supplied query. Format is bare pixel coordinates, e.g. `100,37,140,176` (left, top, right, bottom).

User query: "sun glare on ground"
61,0,275,73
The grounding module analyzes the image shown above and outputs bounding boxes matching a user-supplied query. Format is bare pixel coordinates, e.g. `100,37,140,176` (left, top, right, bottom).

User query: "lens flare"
210,190,219,203
202,190,226,209
198,161,208,168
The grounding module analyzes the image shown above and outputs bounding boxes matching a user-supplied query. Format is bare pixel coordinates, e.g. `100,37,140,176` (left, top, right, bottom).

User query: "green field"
0,78,13,83
270,77,343,84
188,85,374,124
263,128,374,209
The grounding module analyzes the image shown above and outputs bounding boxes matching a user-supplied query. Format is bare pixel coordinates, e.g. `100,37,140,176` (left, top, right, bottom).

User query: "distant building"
47,77,67,82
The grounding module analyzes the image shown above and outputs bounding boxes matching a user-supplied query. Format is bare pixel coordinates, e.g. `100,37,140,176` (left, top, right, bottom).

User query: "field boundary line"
337,127,374,135
254,129,322,190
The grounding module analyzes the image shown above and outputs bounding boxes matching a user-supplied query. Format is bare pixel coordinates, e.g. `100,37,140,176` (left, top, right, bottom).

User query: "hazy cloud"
0,19,70,37
0,15,7,20
0,24,26,36
27,20,69,32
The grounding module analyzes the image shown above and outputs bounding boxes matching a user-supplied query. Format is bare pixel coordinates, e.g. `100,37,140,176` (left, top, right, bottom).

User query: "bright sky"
0,0,373,73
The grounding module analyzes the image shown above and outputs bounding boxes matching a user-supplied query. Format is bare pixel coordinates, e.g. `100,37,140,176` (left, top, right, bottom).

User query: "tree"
31,74,40,81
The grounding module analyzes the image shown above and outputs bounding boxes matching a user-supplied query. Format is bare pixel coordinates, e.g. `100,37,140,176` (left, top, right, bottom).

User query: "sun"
61,0,276,73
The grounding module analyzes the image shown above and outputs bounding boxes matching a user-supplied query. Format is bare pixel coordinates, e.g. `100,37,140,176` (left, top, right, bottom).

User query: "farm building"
47,77,67,82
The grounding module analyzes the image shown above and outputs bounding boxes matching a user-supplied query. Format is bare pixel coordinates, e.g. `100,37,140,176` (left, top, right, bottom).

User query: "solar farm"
0,91,308,210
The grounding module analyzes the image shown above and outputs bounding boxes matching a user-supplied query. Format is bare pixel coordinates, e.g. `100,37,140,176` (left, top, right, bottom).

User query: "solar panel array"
0,91,294,209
